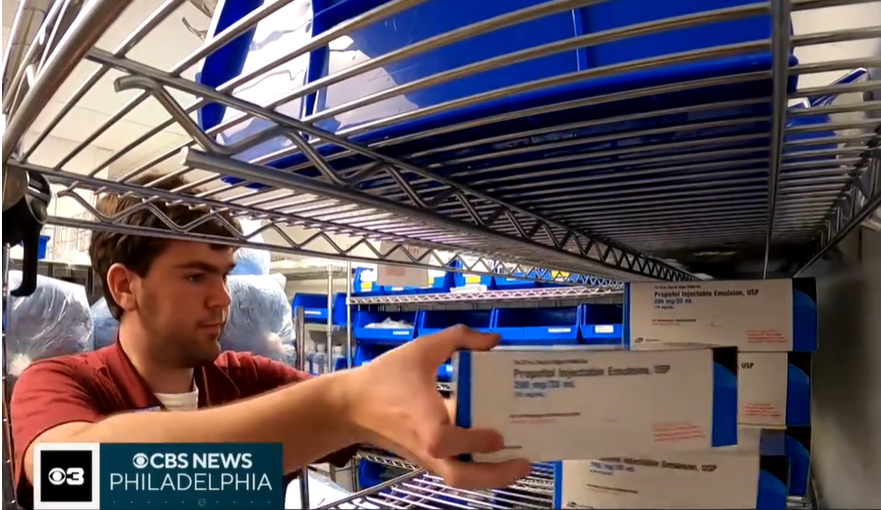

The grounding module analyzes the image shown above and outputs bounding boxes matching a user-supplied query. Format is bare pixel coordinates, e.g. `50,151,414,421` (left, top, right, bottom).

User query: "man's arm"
12,359,360,489
246,354,457,470
244,353,359,467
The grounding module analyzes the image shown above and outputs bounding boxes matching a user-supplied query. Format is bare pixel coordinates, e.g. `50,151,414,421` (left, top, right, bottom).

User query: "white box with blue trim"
739,352,812,428
452,345,738,463
623,278,818,353
552,428,791,509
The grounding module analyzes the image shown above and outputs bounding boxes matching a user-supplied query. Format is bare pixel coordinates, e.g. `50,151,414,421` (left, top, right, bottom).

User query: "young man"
10,174,530,510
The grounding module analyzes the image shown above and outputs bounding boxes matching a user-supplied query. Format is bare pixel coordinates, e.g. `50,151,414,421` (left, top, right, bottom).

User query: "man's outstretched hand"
343,325,532,489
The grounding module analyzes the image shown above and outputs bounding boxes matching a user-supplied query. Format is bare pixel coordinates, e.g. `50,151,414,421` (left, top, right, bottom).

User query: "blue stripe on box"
712,346,738,447
552,461,563,508
757,455,790,509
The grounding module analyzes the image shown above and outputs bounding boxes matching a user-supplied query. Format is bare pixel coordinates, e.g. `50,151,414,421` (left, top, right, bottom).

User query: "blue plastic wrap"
221,275,296,363
231,248,271,276
6,271,94,376
91,298,119,349
230,219,271,276
89,275,295,363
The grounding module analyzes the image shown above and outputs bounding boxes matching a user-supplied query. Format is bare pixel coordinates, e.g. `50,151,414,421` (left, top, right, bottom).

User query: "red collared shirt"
9,343,358,509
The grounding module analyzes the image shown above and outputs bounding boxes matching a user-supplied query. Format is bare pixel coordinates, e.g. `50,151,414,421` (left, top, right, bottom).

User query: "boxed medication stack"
554,279,817,508
624,278,817,430
452,345,738,463
553,428,791,509
624,278,816,498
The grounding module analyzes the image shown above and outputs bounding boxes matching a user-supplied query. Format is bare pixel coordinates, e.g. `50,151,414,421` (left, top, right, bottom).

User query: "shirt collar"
101,341,242,410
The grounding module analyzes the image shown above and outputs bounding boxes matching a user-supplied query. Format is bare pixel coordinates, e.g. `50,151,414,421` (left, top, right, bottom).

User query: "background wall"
803,227,881,509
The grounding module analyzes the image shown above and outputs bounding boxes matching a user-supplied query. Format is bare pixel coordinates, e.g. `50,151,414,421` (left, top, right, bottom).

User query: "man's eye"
187,274,206,283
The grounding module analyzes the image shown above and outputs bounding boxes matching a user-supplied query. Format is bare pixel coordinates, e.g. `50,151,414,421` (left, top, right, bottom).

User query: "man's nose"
206,277,231,309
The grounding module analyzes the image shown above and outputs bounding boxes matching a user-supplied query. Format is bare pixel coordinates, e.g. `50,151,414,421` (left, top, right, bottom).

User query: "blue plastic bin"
578,304,624,346
291,292,348,325
451,273,490,289
491,306,580,345
331,292,347,325
353,344,452,380
489,270,569,290
418,309,493,337
199,0,796,188
22,235,50,260
353,309,419,345
291,293,331,323
352,267,385,296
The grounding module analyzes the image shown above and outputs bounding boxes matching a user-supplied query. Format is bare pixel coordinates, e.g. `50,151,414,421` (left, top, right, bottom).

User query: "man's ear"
106,263,138,314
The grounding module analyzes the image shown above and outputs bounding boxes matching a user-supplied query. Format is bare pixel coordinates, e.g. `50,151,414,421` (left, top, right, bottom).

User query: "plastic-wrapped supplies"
89,275,295,364
91,297,119,349
6,271,94,376
221,275,296,364
231,247,271,277
230,219,271,276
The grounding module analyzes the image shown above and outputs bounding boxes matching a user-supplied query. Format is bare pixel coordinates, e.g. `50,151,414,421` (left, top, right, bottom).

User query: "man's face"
134,241,235,367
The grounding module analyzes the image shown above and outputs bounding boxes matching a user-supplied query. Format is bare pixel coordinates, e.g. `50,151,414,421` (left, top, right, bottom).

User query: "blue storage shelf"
491,306,580,345
578,303,624,346
353,310,419,345
291,292,347,325
198,0,797,189
418,309,494,337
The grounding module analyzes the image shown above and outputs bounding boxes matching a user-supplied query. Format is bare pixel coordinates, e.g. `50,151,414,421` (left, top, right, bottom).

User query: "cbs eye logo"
47,466,86,486
35,445,97,509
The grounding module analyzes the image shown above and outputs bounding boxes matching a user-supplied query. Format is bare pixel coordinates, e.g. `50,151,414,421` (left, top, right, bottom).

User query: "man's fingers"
424,426,505,459
419,325,500,365
435,458,533,490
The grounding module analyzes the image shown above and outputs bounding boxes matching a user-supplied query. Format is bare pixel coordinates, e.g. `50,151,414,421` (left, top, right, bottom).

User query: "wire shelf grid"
335,453,554,509
12,0,879,283
2,0,879,507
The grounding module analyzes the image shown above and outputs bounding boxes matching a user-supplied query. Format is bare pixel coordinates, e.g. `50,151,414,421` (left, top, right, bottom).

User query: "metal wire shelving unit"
2,0,880,507
336,451,555,510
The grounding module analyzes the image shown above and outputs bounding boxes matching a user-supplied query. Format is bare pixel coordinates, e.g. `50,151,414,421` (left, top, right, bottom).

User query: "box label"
561,445,760,509
375,243,430,288
466,349,716,462
628,280,793,351
738,352,789,427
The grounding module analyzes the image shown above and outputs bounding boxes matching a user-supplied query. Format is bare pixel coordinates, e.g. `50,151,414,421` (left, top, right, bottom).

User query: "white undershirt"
154,384,199,411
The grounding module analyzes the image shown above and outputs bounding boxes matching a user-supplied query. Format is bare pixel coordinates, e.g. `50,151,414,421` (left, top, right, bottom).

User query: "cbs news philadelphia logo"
34,443,101,510
33,442,284,510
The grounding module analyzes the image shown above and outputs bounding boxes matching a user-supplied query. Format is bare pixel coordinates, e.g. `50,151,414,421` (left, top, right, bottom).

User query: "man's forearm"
66,371,358,472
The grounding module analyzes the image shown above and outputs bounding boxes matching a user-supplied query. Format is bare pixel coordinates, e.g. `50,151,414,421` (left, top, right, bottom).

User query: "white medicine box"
739,352,812,427
553,428,790,509
624,278,817,352
452,345,738,463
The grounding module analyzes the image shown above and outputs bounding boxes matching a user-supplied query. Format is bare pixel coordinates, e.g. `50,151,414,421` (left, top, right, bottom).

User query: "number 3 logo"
47,467,85,486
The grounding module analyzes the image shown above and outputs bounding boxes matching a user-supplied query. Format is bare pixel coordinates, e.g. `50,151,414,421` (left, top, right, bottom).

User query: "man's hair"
90,173,242,320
